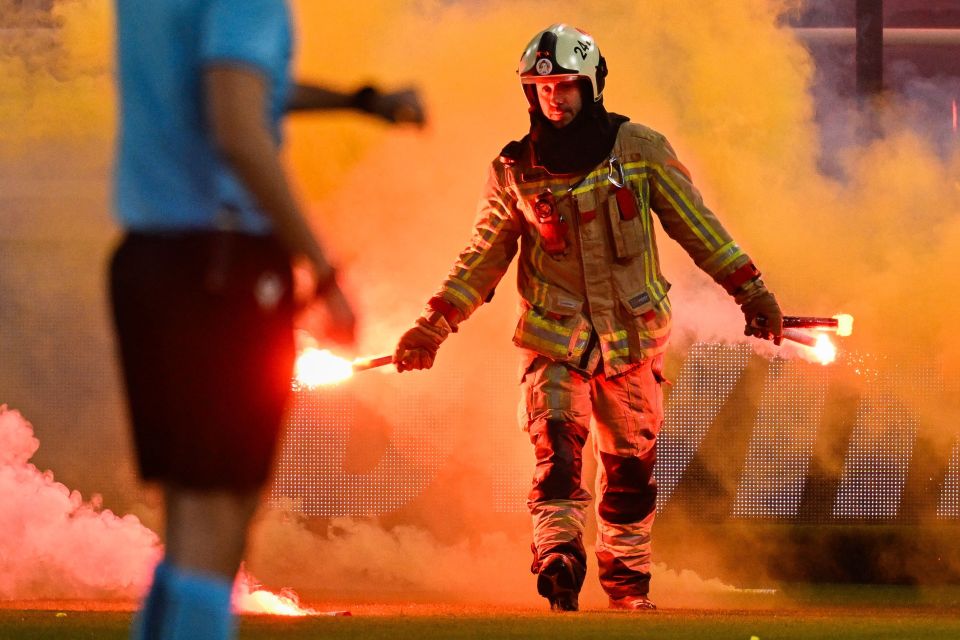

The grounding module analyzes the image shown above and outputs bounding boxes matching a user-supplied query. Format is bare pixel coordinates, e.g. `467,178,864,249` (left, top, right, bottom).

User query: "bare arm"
204,64,355,344
286,83,356,111
287,82,426,125
204,65,331,278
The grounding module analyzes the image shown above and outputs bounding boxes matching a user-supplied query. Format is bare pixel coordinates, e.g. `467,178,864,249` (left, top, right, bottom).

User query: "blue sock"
131,560,236,640
132,561,173,640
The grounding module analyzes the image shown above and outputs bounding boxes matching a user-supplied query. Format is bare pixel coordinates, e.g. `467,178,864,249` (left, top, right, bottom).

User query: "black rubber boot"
536,553,580,612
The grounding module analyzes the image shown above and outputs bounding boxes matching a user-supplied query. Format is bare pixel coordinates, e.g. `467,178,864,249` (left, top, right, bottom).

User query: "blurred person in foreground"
394,24,782,612
112,1,422,638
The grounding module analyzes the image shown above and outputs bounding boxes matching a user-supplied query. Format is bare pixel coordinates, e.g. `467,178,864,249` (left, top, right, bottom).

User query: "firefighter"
394,24,782,611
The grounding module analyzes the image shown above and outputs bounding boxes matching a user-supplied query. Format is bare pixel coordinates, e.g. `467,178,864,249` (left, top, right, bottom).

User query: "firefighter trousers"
519,355,663,598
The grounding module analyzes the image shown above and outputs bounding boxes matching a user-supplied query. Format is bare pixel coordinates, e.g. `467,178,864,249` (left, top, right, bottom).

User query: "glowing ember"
233,568,316,616
812,333,837,365
237,586,319,617
233,568,348,617
832,313,854,337
295,348,354,387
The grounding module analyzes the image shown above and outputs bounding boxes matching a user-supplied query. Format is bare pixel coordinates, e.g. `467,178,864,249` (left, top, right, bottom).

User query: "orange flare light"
812,333,837,365
833,313,854,337
780,328,839,365
293,344,394,388
237,587,319,617
233,569,323,617
294,348,355,387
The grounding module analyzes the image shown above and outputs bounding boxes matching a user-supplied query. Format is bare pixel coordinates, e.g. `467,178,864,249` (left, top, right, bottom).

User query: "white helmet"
518,24,607,104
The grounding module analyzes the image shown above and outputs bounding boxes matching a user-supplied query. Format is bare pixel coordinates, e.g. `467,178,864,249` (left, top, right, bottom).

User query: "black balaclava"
528,79,629,175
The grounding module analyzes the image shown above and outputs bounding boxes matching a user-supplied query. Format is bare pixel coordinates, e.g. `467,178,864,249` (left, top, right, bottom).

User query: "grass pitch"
3,586,959,640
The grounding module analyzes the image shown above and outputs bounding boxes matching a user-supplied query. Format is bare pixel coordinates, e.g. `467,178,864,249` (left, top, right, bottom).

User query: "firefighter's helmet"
518,24,607,104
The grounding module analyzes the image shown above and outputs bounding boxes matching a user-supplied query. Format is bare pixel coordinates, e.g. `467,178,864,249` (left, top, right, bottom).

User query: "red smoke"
0,405,159,602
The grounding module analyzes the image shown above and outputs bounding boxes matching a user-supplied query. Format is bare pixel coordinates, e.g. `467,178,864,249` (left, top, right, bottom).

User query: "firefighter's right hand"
394,317,450,372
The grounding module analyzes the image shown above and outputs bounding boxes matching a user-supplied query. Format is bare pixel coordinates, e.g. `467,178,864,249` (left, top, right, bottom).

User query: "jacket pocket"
621,288,657,316
619,287,672,356
514,289,591,361
607,187,645,260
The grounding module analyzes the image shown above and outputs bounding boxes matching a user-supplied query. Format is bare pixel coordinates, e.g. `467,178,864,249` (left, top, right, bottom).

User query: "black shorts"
110,231,295,490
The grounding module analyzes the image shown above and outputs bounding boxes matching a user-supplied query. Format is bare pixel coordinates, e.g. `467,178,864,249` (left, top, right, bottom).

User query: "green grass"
5,609,960,640
4,586,960,640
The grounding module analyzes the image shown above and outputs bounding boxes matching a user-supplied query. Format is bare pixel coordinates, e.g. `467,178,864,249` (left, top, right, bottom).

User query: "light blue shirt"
114,0,292,233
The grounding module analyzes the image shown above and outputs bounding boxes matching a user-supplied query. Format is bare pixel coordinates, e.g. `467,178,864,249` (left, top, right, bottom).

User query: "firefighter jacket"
430,122,753,377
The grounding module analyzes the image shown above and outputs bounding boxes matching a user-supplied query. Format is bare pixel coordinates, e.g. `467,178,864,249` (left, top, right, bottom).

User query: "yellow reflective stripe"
518,167,609,198
702,240,737,270
569,168,612,196
640,323,672,339
444,286,476,309
462,251,483,267
519,315,577,357
600,330,629,346
608,347,631,359
623,160,653,173
659,294,672,314
525,313,574,334
531,242,547,283
528,278,548,309
473,220,504,250
651,280,667,300
702,240,745,274
622,172,659,292
601,330,631,359
639,180,656,290
521,335,569,358
462,206,510,261
573,330,591,352
653,165,725,249
444,278,482,307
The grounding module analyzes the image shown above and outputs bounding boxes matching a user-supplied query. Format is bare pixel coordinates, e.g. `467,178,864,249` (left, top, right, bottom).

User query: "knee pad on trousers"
528,419,590,503
597,447,657,525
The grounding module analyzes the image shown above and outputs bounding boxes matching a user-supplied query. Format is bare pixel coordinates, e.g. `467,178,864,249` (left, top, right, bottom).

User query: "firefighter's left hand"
394,317,449,372
738,284,783,345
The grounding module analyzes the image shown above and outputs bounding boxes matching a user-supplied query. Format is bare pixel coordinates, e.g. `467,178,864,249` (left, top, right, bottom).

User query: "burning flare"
233,568,340,617
812,333,837,365
236,586,319,617
833,313,854,337
295,347,355,387
779,313,852,365
293,331,395,388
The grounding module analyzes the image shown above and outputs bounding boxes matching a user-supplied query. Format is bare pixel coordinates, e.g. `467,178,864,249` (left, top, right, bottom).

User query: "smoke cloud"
0,402,739,608
1,0,959,608
243,510,747,609
0,405,159,601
